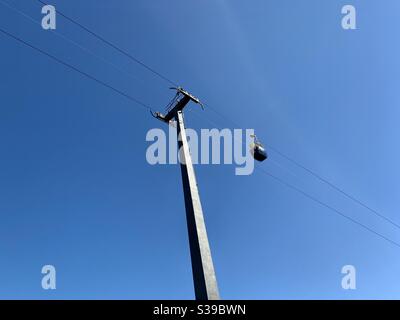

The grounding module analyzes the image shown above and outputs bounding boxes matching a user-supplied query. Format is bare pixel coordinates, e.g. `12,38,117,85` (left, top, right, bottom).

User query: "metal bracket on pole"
150,87,204,125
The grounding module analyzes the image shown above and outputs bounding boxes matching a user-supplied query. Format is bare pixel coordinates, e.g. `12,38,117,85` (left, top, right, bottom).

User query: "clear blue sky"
1,0,400,299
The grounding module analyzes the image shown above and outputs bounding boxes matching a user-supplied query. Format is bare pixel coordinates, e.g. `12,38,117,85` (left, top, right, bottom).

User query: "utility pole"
152,87,220,300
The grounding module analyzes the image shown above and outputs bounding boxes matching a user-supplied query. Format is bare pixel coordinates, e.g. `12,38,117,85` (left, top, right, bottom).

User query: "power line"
37,0,397,232
266,145,400,230
2,0,173,119
0,27,152,111
6,2,399,249
200,101,400,231
36,0,179,87
188,109,400,249
256,165,400,249
1,0,147,87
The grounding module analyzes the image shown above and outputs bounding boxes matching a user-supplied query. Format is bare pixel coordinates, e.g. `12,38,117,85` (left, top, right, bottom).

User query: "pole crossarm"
151,87,204,124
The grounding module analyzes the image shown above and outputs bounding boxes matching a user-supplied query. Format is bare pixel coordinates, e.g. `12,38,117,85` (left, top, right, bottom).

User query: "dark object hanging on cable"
250,134,268,162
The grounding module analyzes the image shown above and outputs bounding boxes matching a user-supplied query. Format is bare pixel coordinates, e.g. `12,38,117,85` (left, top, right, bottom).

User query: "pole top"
170,87,204,109
151,87,204,124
